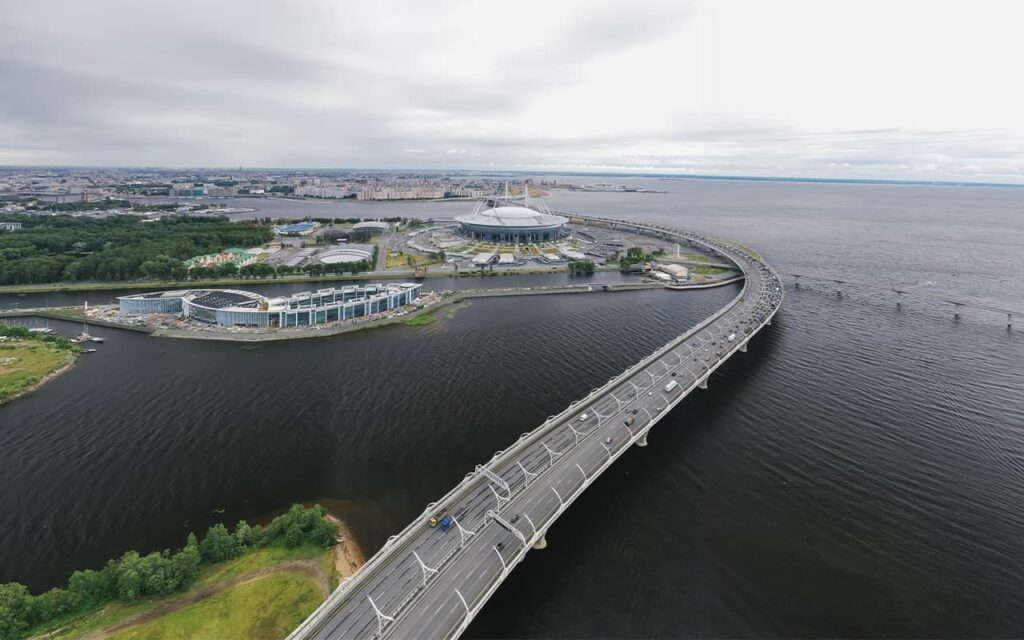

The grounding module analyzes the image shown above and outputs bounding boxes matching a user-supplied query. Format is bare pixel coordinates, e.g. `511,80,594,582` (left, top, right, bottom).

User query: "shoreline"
324,514,366,583
0,350,78,407
0,267,578,295
24,507,366,640
2,275,744,345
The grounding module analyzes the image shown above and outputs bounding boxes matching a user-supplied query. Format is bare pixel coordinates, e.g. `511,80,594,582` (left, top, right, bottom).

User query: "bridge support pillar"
740,342,748,353
532,535,548,550
954,303,962,320
636,432,648,447
699,378,708,390
1008,313,1013,329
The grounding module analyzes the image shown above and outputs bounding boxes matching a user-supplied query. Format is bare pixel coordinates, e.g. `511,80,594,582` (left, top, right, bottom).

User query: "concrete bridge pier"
699,377,708,389
636,432,649,447
740,342,748,353
532,535,548,550
1008,313,1013,329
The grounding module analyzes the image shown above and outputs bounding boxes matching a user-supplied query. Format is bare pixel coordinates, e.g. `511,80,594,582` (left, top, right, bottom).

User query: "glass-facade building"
119,283,423,328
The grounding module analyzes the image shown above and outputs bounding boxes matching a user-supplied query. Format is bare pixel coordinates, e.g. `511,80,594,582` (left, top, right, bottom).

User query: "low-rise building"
658,264,689,280
184,248,257,270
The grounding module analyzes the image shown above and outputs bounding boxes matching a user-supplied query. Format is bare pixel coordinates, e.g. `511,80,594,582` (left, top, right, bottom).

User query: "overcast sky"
3,0,1024,181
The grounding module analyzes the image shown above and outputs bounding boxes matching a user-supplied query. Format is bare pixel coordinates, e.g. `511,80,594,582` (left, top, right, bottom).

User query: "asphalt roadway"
291,219,784,640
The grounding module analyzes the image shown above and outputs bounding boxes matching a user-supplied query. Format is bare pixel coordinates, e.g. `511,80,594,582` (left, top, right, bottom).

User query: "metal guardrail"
289,215,783,640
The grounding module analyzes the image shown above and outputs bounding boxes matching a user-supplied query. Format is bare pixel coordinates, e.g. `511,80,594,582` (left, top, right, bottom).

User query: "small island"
0,324,79,404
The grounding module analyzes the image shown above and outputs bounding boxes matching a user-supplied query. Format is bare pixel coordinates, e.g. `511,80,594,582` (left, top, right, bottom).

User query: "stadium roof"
455,206,567,229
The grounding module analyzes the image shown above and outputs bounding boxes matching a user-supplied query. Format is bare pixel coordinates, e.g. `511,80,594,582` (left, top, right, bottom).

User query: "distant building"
658,264,689,280
275,222,319,236
169,184,207,197
352,221,391,235
184,248,257,270
473,251,497,266
0,222,22,232
294,186,352,198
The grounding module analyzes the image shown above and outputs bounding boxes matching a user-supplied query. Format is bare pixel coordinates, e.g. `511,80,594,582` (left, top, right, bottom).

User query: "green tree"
199,524,240,563
68,569,110,604
568,260,595,275
234,520,255,548
0,582,31,639
111,551,144,601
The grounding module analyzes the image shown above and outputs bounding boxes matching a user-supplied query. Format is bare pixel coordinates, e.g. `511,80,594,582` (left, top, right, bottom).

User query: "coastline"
0,350,78,407
0,267,576,295
325,514,366,582
21,506,366,640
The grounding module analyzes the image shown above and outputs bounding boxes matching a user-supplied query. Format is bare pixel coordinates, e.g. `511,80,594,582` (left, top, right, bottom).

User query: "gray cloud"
1,0,1023,182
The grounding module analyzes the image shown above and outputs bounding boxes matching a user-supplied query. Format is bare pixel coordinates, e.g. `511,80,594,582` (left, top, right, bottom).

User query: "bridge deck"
290,216,784,640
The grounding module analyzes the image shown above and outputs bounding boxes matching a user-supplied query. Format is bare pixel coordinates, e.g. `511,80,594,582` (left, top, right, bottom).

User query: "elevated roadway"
289,215,784,639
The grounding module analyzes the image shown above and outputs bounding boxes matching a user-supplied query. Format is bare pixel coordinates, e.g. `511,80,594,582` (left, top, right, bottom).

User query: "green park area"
0,505,340,640
105,573,320,640
0,325,78,404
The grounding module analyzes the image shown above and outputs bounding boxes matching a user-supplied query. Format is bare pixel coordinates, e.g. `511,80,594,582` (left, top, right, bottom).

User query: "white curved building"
119,283,422,328
455,203,568,243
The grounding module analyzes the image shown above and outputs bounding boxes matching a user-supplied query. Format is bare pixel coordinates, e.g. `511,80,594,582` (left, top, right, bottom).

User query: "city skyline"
4,0,1024,183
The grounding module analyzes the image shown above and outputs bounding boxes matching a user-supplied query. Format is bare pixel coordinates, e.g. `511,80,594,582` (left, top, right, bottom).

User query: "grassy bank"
43,544,332,640
0,342,76,404
402,314,437,326
1,505,340,640
0,325,79,404
105,573,321,640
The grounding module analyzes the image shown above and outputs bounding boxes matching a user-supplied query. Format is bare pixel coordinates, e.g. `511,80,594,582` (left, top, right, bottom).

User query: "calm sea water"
1,179,1023,637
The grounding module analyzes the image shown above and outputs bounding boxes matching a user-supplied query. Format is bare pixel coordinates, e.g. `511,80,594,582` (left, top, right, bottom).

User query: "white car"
579,413,588,421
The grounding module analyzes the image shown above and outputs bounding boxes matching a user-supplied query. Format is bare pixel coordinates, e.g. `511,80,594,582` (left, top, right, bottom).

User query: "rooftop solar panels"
189,291,258,309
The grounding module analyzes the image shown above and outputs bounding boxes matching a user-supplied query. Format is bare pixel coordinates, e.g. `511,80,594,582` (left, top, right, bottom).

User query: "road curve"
289,216,784,640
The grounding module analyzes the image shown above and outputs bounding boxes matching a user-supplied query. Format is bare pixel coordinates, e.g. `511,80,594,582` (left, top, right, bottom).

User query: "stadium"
119,283,422,328
455,194,567,243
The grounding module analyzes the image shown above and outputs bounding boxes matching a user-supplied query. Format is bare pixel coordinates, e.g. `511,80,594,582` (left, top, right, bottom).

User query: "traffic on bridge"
289,215,784,640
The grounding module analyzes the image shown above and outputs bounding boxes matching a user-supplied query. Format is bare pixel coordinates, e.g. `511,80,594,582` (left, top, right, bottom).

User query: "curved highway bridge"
289,216,784,640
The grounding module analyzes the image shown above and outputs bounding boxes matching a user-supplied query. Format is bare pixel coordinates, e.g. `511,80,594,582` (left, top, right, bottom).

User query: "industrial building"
658,264,690,281
119,283,422,328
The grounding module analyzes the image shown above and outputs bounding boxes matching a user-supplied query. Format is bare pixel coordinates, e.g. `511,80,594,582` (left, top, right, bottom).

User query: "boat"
82,348,97,353
77,324,105,343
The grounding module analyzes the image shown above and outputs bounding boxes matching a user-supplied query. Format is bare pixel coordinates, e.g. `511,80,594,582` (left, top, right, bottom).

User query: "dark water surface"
2,179,1023,637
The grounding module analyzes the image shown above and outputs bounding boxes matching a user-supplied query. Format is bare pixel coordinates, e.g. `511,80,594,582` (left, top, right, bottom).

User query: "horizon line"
2,164,1023,189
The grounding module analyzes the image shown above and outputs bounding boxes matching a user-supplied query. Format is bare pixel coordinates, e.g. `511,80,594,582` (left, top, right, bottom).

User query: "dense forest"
0,214,273,284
